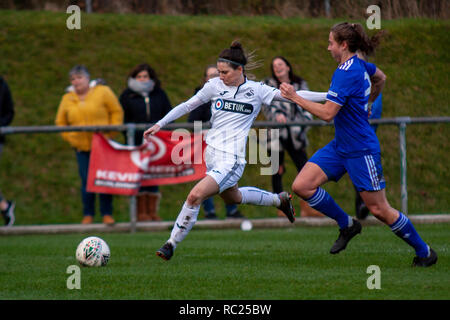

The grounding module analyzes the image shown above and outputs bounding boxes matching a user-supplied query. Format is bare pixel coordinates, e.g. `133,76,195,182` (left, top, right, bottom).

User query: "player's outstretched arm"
280,83,341,122
143,95,205,141
272,90,327,103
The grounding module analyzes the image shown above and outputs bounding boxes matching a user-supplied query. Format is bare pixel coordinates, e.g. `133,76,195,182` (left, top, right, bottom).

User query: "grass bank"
0,11,448,224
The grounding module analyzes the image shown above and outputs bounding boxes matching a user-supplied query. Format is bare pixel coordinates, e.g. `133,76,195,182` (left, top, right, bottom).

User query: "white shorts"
205,146,246,193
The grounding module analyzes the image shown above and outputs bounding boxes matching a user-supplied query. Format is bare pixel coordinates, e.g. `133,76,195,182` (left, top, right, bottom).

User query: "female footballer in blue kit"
144,41,328,261
281,22,437,267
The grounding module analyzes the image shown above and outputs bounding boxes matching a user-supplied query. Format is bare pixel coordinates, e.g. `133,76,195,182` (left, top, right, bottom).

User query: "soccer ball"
240,220,253,231
76,236,110,267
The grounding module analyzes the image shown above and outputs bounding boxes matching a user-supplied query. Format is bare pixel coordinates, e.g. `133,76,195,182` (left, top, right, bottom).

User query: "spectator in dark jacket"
119,63,172,221
0,76,15,226
120,64,172,145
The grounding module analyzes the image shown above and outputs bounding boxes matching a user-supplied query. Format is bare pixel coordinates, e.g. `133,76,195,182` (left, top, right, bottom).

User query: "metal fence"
1,116,449,232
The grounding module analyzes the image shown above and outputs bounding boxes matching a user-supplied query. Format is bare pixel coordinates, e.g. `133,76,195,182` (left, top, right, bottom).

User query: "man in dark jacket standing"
0,76,15,226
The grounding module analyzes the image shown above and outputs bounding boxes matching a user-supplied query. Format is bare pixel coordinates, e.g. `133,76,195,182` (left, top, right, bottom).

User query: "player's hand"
143,124,161,141
280,83,296,100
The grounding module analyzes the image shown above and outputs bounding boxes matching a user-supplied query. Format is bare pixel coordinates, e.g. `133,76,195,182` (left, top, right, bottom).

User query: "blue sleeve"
364,61,377,77
326,70,355,106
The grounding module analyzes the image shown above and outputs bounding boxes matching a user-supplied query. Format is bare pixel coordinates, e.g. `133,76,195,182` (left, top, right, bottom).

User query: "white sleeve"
258,81,279,106
272,90,328,103
194,79,216,104
156,95,205,128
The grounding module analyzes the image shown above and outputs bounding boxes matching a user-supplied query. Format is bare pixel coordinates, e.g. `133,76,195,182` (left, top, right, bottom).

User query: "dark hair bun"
219,40,247,69
230,40,243,51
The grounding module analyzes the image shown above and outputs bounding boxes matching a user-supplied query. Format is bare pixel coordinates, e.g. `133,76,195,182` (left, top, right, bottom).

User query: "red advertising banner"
87,131,206,195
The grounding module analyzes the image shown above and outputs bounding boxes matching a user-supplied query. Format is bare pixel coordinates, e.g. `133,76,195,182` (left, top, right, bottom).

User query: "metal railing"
1,116,449,232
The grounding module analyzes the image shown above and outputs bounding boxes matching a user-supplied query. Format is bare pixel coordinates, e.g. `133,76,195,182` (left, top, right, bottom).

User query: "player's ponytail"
331,22,385,57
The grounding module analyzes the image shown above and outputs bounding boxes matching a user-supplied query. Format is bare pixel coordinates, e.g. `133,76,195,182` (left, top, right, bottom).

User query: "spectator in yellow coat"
55,65,123,225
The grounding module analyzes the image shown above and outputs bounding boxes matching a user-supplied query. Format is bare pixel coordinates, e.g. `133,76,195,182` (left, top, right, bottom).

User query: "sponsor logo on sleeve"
328,90,338,97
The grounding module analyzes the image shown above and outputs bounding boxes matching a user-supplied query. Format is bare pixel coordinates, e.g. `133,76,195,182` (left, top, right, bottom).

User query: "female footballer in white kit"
144,41,327,261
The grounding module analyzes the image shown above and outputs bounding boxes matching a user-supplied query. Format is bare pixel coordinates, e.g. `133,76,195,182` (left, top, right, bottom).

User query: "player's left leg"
360,190,437,267
349,152,437,267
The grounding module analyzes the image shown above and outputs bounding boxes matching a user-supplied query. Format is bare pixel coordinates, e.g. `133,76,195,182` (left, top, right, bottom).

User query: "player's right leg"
292,161,361,254
293,145,353,230
293,141,363,254
156,175,219,261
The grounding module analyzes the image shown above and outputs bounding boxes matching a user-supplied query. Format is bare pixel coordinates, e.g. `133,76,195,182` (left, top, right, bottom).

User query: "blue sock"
306,187,352,229
390,212,429,258
226,204,238,215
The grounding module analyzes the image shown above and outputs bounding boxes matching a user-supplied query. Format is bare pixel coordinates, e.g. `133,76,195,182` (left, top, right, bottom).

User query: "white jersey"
195,77,277,159
156,76,327,161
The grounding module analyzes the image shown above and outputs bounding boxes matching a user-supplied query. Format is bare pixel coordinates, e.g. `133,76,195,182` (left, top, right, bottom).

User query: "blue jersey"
326,55,380,157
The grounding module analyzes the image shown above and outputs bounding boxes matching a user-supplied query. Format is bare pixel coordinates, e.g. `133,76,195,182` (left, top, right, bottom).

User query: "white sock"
168,202,200,248
239,187,281,207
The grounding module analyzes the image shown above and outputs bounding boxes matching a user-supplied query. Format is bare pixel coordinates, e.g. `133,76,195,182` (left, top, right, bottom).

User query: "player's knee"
368,202,398,224
222,188,242,205
230,193,242,204
232,191,242,204
291,181,310,199
367,204,380,216
366,203,387,219
186,191,203,206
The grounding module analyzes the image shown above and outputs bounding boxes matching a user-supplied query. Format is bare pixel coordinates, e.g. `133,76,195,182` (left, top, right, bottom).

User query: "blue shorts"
309,140,386,192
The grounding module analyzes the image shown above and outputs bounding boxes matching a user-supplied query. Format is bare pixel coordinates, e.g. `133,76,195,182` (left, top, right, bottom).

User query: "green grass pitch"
0,224,448,300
